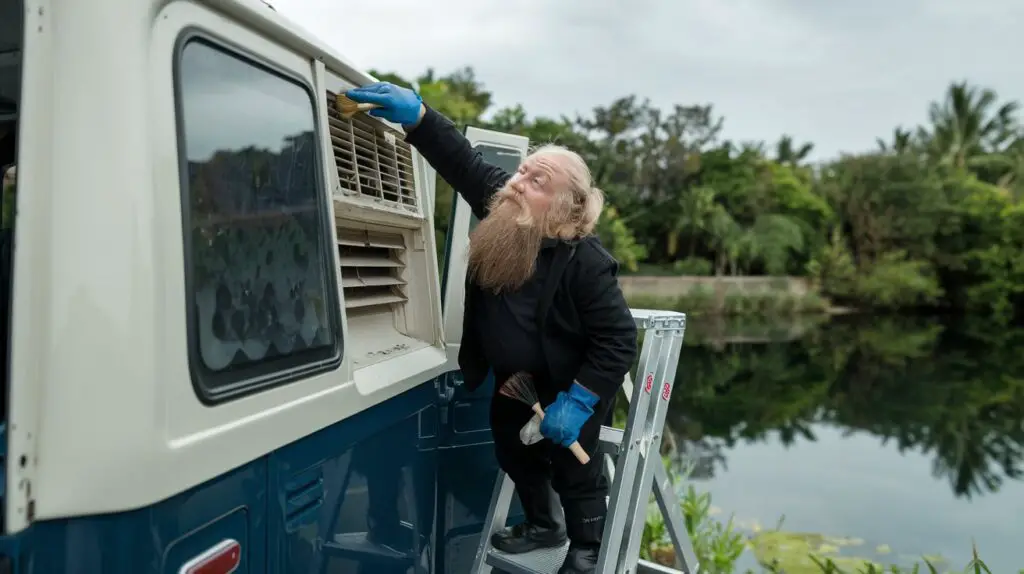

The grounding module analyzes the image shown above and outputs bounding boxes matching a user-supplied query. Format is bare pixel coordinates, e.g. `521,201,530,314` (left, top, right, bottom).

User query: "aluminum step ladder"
470,309,699,574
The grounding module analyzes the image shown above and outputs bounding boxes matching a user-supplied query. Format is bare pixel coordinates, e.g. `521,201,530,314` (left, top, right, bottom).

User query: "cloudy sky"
275,0,1019,161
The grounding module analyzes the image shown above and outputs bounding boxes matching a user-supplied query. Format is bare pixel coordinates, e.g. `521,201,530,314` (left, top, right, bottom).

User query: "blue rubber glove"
540,383,599,448
345,82,424,126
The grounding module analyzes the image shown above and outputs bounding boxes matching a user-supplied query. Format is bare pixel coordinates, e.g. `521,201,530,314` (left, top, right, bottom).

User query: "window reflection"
176,38,339,394
475,144,522,175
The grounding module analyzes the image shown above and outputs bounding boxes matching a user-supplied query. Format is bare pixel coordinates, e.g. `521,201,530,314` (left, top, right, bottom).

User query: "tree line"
372,67,1024,322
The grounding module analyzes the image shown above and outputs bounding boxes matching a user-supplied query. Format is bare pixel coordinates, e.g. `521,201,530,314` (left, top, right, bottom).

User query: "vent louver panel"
338,228,408,310
325,90,417,211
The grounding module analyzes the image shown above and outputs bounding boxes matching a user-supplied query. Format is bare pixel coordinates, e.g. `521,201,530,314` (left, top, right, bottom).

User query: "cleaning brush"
335,93,381,119
498,372,590,464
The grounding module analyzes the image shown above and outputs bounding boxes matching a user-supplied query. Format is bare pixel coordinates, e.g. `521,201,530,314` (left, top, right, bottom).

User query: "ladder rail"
595,313,689,574
607,333,696,573
593,321,668,572
609,337,695,572
470,471,516,573
652,461,698,573
618,317,686,573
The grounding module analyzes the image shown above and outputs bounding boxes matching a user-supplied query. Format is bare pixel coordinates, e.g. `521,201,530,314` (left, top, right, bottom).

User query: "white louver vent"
325,90,418,211
338,227,408,311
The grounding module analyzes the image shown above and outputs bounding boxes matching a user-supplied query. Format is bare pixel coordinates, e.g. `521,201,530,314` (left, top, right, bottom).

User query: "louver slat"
344,290,408,309
325,90,417,210
338,228,408,310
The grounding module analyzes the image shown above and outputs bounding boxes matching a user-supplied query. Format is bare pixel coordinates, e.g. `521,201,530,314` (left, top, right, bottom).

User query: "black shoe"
490,522,567,554
557,544,599,573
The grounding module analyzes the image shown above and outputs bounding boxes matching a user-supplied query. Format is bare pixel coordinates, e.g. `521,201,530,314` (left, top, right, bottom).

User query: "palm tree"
707,207,804,276
774,135,814,166
876,126,914,154
671,185,718,258
921,81,1019,168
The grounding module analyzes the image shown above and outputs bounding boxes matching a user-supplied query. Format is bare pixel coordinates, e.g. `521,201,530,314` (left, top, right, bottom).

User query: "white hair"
527,144,604,238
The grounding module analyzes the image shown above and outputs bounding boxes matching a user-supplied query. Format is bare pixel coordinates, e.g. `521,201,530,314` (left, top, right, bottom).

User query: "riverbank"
625,290,832,318
619,275,839,317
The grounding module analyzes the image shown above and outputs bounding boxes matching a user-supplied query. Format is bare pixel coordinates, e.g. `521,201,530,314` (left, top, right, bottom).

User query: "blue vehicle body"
0,369,523,574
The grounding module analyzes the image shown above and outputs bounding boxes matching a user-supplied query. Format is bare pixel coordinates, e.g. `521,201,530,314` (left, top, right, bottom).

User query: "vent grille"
338,228,408,310
326,90,417,210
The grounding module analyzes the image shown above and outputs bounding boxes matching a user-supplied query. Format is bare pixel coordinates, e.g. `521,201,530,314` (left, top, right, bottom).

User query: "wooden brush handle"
530,403,591,465
340,102,380,119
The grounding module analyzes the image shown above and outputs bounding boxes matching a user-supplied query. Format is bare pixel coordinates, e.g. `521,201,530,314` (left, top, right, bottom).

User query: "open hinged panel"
439,127,529,370
321,69,442,370
0,0,18,124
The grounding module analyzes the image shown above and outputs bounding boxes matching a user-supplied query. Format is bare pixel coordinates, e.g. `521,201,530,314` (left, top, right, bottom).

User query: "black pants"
490,386,612,547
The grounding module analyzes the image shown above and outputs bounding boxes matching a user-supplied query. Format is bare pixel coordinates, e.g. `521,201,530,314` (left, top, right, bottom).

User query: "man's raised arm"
345,82,509,220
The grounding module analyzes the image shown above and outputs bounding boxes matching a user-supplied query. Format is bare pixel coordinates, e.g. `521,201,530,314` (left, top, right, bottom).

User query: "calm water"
658,315,1024,572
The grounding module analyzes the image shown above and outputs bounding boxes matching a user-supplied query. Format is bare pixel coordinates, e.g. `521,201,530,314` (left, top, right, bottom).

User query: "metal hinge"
436,373,459,425
435,374,455,403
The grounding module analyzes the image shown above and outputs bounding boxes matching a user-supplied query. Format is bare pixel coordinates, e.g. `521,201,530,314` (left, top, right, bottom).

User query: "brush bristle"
335,94,358,118
498,372,539,405
335,93,379,118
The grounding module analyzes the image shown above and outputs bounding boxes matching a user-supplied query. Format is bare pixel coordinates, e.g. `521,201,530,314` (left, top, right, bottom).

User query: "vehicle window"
476,144,522,174
176,37,341,401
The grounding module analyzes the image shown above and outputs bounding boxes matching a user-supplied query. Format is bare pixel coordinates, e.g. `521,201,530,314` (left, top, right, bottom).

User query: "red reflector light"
180,539,241,574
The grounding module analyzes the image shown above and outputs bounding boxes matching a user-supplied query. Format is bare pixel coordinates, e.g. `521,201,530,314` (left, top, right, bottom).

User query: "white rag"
519,412,544,445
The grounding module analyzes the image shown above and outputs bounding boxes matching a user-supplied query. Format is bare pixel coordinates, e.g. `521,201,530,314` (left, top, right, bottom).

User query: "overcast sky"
275,0,1019,161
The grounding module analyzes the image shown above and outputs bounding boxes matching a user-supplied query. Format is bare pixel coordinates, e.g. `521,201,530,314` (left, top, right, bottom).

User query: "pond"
657,314,1024,572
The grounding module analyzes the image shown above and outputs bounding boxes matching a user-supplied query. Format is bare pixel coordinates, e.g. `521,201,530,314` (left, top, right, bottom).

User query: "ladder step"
485,544,569,574
484,546,689,574
323,532,416,563
598,425,623,447
637,559,689,574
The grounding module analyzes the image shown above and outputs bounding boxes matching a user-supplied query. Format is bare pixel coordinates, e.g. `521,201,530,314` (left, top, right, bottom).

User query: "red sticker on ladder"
661,382,671,401
644,373,654,393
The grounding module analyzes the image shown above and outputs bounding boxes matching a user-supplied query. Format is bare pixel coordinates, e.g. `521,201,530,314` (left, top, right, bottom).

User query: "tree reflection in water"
641,315,1024,500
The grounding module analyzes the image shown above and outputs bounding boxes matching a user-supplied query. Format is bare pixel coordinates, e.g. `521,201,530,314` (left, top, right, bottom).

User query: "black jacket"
405,106,637,401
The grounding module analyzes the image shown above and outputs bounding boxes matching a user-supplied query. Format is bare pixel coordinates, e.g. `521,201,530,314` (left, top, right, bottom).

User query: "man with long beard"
347,82,637,574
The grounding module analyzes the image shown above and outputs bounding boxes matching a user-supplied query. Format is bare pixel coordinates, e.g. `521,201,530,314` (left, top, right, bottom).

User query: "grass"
643,473,1013,574
609,407,1010,573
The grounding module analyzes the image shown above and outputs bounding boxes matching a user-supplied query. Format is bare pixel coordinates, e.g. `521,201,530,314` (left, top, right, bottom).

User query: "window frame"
172,30,343,405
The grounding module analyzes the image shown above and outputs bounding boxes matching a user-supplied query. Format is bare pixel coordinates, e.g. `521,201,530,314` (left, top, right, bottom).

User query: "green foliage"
373,67,1024,318
596,205,647,272
644,479,1005,573
673,257,714,276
